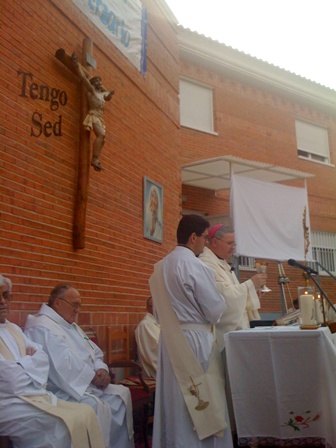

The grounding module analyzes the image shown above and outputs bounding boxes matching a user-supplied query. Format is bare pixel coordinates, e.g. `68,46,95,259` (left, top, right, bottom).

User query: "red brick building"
1,0,180,346
1,0,336,345
177,28,336,315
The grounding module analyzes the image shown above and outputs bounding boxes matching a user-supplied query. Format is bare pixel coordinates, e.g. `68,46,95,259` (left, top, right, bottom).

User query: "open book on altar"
275,309,301,326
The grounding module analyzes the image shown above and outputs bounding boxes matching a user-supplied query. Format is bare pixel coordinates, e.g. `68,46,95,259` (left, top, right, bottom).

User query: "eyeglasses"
0,291,11,301
57,297,81,310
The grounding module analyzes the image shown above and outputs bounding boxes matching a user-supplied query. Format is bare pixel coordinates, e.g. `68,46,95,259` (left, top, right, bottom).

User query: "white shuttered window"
180,79,214,133
295,120,330,164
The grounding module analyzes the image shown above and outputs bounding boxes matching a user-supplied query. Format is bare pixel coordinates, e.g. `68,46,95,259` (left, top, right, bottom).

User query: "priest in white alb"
199,223,267,351
135,296,160,378
24,284,134,448
0,274,105,448
150,214,233,448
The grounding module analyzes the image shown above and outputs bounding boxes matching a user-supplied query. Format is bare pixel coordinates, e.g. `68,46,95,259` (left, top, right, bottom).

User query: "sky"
164,0,336,91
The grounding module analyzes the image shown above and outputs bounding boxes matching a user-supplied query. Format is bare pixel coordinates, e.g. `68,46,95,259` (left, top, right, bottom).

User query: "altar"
224,326,336,447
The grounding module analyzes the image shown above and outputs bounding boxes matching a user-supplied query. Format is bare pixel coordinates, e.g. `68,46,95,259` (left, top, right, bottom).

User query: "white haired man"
199,223,267,350
25,284,134,448
0,274,105,448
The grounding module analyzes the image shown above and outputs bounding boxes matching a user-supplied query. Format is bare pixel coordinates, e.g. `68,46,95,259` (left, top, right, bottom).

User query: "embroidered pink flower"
295,416,304,422
283,411,320,431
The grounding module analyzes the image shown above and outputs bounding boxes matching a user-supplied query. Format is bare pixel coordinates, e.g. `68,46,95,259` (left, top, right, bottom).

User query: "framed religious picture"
143,177,163,243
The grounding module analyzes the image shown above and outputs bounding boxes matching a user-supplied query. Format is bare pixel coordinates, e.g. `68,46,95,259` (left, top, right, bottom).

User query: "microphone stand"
304,270,336,333
278,263,290,315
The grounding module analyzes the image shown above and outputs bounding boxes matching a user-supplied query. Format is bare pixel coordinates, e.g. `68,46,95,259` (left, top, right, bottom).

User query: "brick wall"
0,0,181,346
2,0,336,338
180,60,336,313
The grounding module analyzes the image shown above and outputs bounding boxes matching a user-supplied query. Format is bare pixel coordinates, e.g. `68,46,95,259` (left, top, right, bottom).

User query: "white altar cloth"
224,326,336,447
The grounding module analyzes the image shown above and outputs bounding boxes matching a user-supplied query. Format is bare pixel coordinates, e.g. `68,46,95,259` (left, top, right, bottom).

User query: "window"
295,120,330,164
179,79,215,133
308,231,336,275
239,232,336,276
239,256,255,271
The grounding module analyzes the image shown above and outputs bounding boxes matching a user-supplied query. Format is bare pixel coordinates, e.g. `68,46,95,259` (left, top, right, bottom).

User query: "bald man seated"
25,283,134,448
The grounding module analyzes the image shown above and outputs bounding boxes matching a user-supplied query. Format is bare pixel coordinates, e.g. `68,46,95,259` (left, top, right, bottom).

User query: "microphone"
288,259,318,275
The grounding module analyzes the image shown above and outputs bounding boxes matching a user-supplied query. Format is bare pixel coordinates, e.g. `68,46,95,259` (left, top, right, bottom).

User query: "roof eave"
178,27,336,111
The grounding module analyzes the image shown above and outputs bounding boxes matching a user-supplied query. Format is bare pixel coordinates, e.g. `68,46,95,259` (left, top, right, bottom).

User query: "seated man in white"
25,284,134,448
0,275,105,448
199,223,267,350
134,296,160,378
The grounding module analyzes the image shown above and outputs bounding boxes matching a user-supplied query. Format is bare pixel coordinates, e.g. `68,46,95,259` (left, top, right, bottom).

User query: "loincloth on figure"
83,110,106,131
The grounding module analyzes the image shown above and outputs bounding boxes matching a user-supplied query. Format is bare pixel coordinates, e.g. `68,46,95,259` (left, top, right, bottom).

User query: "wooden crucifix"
55,38,114,250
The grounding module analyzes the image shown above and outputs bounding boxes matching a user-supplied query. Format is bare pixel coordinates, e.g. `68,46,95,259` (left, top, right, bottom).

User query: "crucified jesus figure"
72,53,114,171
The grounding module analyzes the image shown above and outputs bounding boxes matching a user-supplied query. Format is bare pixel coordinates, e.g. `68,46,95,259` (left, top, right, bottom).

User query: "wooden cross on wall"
55,37,95,250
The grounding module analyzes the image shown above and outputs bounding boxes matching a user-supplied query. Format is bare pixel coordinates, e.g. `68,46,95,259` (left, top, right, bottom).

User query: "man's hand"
105,90,115,101
251,273,268,290
26,346,36,356
91,369,111,389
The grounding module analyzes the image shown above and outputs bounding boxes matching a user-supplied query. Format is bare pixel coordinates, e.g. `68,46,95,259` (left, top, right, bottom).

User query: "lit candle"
299,294,316,326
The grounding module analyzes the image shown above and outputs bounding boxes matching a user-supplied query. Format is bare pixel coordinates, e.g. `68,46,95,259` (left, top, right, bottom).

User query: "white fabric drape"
231,174,312,261
225,327,336,447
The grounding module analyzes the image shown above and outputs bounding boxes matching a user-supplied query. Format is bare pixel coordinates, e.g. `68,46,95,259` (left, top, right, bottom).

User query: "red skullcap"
208,223,224,240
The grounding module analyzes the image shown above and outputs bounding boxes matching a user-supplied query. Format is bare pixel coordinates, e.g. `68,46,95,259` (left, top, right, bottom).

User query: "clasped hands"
26,347,36,356
91,368,111,389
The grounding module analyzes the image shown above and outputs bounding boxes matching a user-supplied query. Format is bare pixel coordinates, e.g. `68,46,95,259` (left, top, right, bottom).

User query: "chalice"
255,261,272,293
